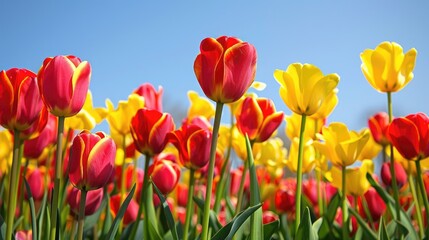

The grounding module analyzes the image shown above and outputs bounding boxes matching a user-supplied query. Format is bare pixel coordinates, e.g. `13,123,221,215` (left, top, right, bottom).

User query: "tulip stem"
415,160,429,235
5,130,22,240
294,114,307,235
341,165,348,239
77,189,88,240
183,169,196,240
407,169,424,239
50,116,65,240
201,102,224,240
387,92,401,222
235,155,249,215
119,134,127,234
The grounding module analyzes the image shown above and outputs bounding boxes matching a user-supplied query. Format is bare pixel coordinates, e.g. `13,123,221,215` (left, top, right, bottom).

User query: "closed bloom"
285,113,324,140
168,123,212,170
67,187,103,216
253,137,287,178
187,91,215,122
380,162,407,188
388,112,429,160
286,137,316,173
313,122,370,167
38,55,91,117
194,36,257,103
133,83,163,112
235,96,284,142
274,63,339,116
330,160,374,196
130,108,175,156
0,68,43,131
362,187,386,221
24,166,45,201
148,158,181,195
368,112,390,146
110,193,139,225
360,41,417,93
68,131,116,191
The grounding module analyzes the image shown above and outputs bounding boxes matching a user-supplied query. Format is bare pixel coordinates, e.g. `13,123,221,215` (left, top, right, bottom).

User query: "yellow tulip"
285,113,324,140
217,125,232,157
253,137,287,178
357,128,382,160
65,91,108,130
286,137,316,174
329,160,374,196
313,122,370,167
309,89,338,120
187,91,215,121
231,126,247,161
0,129,13,174
274,63,339,116
360,41,417,93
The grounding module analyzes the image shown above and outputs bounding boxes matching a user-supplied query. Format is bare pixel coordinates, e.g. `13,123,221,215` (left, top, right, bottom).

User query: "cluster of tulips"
0,35,428,240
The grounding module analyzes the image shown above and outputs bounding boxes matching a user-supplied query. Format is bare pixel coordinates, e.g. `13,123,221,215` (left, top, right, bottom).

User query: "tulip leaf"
152,179,179,240
23,177,38,240
101,193,113,238
279,214,292,240
348,206,377,240
0,215,5,240
378,216,389,240
263,219,279,240
193,196,222,232
105,183,136,240
148,220,163,240
211,203,262,240
296,207,317,240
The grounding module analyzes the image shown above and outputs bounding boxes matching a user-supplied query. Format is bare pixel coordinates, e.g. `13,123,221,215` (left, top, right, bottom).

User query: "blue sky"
1,1,429,133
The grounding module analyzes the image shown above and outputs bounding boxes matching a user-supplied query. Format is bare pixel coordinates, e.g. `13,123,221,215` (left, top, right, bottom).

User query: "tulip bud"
381,162,407,188
110,194,139,226
368,112,390,146
149,158,181,195
133,83,163,112
67,187,103,216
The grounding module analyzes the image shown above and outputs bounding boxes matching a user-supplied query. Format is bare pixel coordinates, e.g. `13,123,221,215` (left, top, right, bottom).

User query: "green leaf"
105,183,136,240
0,214,5,240
152,180,179,240
279,214,292,240
193,196,222,232
101,190,113,238
378,216,389,240
296,207,317,240
148,220,163,240
366,173,396,216
263,219,279,240
23,178,38,240
211,203,262,240
36,191,48,240
348,206,377,240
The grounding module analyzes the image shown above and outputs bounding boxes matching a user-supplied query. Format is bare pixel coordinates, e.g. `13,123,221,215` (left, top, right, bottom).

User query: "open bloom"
0,68,43,131
329,160,374,196
37,55,91,117
253,137,287,178
368,112,390,146
186,91,215,122
360,41,417,93
274,63,339,116
68,131,116,191
314,122,370,167
130,108,175,156
388,112,429,160
133,83,163,112
194,36,257,103
235,96,284,142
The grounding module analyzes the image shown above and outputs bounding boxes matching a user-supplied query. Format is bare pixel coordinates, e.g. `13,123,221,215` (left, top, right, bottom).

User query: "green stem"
50,116,65,240
387,92,401,222
382,146,387,163
70,220,77,240
294,114,307,235
316,169,324,217
361,195,375,230
235,157,249,215
201,102,224,240
407,169,424,239
5,130,22,240
119,134,127,234
415,160,429,232
77,189,88,240
341,165,348,239
183,169,196,240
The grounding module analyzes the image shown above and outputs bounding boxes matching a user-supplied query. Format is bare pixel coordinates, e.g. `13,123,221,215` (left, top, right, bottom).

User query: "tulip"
68,131,116,191
110,194,139,226
24,166,45,201
360,41,417,93
194,36,257,103
274,63,339,117
168,123,212,170
329,160,374,196
186,91,215,122
253,137,287,178
0,130,13,176
148,158,181,195
24,114,57,159
357,128,382,160
38,55,90,117
235,96,284,142
274,179,296,213
380,162,407,188
285,113,324,140
362,187,386,221
18,106,49,141
130,108,175,156
67,187,103,216
133,83,163,111
262,211,278,224
286,137,316,174
0,68,43,131
15,230,32,240
368,112,390,146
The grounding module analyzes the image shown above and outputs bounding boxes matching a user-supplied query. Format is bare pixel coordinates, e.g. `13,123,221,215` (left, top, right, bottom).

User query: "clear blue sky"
2,1,429,132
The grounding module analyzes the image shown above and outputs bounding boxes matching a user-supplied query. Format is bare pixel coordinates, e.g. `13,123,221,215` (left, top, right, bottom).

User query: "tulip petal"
388,117,420,160
69,136,86,189
69,61,91,117
86,137,115,190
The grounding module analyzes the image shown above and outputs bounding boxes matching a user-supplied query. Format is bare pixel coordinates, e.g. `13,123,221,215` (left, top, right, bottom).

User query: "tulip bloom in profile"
133,83,164,112
368,112,390,146
186,91,215,122
130,108,175,156
286,137,316,174
235,96,284,142
360,41,417,93
148,158,181,195
0,68,43,131
381,162,407,188
68,131,116,191
37,55,91,117
67,187,103,216
194,36,257,103
330,160,374,196
168,124,212,170
110,194,139,226
388,113,429,161
274,63,339,117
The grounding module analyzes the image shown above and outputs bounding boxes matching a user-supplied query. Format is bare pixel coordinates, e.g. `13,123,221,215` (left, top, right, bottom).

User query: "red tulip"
148,158,181,195
380,162,407,188
368,112,390,146
0,68,43,131
130,108,175,156
274,179,296,213
194,36,257,103
23,113,57,159
37,55,91,117
110,193,139,225
133,83,163,112
15,230,32,240
68,131,116,191
18,106,48,141
235,96,283,142
168,123,212,170
388,112,429,160
262,211,278,224
24,167,45,201
67,187,103,216
362,187,386,221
